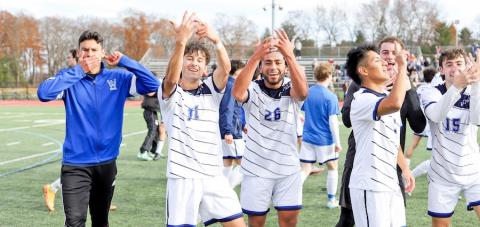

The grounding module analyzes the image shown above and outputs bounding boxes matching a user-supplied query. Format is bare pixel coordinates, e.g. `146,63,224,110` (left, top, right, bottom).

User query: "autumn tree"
213,13,257,59
122,10,151,60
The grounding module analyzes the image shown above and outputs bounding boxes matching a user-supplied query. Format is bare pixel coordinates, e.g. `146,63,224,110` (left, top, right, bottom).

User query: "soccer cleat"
43,184,56,211
151,152,164,160
137,151,153,161
109,204,117,211
326,199,339,209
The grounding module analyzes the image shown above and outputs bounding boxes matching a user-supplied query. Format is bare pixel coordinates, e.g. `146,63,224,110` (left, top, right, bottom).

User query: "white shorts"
240,172,302,215
166,176,243,226
428,178,480,217
222,139,245,159
350,188,406,227
299,142,338,164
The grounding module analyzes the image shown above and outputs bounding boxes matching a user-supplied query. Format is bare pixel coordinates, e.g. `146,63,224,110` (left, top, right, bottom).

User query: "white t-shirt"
160,76,224,179
240,79,302,179
421,83,480,185
349,87,402,192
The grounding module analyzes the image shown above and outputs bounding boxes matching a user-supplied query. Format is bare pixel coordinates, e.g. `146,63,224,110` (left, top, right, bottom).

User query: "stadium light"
263,0,283,35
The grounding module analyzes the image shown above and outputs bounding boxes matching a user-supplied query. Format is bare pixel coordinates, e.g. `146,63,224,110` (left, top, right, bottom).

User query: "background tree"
213,13,257,59
459,27,474,46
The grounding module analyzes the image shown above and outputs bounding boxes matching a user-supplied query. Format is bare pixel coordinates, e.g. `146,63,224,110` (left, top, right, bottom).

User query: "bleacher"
142,57,346,85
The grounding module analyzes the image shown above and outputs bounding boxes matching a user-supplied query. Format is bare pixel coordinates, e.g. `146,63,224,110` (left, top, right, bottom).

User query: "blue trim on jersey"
428,210,454,218
318,157,339,165
467,200,480,211
274,205,303,211
426,147,432,151
204,213,244,226
361,87,387,97
242,208,270,216
424,101,437,110
223,155,243,159
372,97,385,121
299,159,316,163
167,224,196,227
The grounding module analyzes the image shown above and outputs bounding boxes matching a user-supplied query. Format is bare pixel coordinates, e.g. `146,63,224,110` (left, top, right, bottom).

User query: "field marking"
120,143,126,147
42,142,55,146
6,141,21,146
0,121,64,132
0,129,146,167
0,149,60,166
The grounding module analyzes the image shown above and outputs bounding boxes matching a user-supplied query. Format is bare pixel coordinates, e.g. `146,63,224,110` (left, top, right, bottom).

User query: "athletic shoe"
109,204,117,211
42,184,56,211
326,199,339,209
151,152,164,160
137,151,153,161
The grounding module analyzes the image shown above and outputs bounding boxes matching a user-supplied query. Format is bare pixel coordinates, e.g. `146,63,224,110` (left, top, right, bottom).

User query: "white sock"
412,160,431,178
156,140,165,154
229,166,243,188
51,178,61,193
327,170,338,200
223,166,233,178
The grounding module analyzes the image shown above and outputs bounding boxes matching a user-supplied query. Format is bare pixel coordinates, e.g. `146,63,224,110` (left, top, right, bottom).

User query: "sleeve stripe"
372,97,385,121
129,75,138,96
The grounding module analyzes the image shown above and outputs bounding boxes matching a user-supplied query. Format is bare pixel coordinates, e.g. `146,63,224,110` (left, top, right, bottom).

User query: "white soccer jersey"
421,83,480,185
240,79,302,179
160,76,224,179
349,87,402,192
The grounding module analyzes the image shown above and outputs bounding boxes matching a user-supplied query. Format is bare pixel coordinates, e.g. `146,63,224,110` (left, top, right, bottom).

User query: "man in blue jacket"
220,60,246,188
37,30,159,227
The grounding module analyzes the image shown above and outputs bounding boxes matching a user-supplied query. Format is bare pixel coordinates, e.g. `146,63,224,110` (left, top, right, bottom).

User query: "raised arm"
403,89,426,133
196,22,230,91
105,51,159,95
377,46,409,116
162,12,197,99
232,39,270,103
467,50,480,124
37,66,85,102
274,30,308,101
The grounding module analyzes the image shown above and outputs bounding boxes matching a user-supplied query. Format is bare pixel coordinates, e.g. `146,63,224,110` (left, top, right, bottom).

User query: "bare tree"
312,5,347,45
150,17,176,58
213,13,257,59
284,10,312,39
40,17,78,78
357,0,390,42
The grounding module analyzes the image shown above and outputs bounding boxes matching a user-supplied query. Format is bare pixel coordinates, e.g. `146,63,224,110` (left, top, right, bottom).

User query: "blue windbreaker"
219,77,245,139
38,56,160,166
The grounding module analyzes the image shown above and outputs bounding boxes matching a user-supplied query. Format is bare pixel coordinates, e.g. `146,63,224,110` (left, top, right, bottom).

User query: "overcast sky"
2,0,479,39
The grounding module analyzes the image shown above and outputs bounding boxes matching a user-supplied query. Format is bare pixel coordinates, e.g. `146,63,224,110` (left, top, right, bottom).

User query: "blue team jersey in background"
302,84,339,146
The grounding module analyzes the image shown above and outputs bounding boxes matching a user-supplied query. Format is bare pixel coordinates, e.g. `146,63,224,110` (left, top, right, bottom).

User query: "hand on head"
105,51,123,67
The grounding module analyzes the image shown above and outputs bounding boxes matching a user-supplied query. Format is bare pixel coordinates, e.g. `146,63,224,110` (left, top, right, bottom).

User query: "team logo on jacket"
107,79,117,91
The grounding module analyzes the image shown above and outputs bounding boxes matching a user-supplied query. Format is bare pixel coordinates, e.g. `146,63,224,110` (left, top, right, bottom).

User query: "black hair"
345,43,378,85
78,30,104,47
230,60,245,75
422,67,437,83
69,49,78,61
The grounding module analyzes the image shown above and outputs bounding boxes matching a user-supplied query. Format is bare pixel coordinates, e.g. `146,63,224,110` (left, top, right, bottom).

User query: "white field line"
42,142,55,146
0,129,146,166
6,142,20,146
0,121,64,132
0,149,60,166
120,143,126,147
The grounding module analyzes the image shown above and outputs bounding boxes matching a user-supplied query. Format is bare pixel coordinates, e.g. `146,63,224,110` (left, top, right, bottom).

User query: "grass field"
0,104,478,227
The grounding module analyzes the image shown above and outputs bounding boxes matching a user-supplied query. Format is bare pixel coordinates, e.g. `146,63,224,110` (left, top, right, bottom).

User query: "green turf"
0,106,478,226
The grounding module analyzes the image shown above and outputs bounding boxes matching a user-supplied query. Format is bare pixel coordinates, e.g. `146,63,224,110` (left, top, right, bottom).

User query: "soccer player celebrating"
159,12,245,227
420,48,480,227
345,43,415,227
232,30,308,227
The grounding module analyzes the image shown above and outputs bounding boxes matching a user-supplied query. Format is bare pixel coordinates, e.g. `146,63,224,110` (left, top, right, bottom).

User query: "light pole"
263,0,283,35
454,19,460,47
